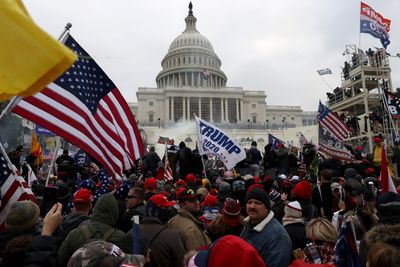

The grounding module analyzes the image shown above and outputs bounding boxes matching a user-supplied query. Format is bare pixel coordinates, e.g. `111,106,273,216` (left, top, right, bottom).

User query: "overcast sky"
25,0,400,111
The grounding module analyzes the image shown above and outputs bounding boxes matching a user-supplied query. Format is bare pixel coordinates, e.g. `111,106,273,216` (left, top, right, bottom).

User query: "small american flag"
164,145,173,182
0,154,36,230
298,132,308,147
318,101,350,141
13,33,144,177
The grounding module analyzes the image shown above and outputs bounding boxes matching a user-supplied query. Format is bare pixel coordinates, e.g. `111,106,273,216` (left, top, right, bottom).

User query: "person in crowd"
249,141,262,176
119,194,185,267
143,146,161,177
199,194,219,227
359,221,400,266
168,187,211,252
67,240,145,267
7,145,24,171
0,200,41,252
56,149,75,183
269,188,287,223
241,187,292,267
236,148,252,176
207,197,243,241
57,188,92,244
144,177,158,200
291,179,318,223
189,235,265,267
283,201,306,254
366,242,400,267
312,169,334,220
303,218,338,264
118,187,146,232
276,143,290,175
262,144,277,177
57,192,126,266
176,142,193,180
166,145,178,181
288,146,300,174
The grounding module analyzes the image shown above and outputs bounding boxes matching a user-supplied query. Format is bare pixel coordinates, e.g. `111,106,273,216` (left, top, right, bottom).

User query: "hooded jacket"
57,193,125,266
167,208,211,252
359,224,400,266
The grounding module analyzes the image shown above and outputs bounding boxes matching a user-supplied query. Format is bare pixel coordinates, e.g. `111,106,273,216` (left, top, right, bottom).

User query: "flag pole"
45,137,61,186
0,140,19,176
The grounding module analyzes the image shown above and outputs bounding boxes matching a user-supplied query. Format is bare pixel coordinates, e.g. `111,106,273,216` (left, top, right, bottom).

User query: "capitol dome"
156,2,227,89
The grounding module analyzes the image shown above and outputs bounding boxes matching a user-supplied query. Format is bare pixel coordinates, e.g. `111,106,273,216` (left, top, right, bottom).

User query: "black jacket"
24,235,58,267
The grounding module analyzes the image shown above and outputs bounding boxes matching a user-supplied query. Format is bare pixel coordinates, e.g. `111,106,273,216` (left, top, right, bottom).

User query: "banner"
318,125,354,161
360,2,391,48
195,116,245,170
383,89,400,119
268,134,285,150
316,68,332,75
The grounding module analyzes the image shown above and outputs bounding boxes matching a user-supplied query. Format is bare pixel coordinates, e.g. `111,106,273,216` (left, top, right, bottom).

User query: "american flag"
164,145,173,182
0,154,36,230
298,132,308,147
13,33,144,177
318,101,350,141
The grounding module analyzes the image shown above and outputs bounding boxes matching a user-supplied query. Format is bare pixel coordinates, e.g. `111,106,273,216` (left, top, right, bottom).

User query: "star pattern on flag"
54,40,114,114
0,156,12,187
114,181,130,200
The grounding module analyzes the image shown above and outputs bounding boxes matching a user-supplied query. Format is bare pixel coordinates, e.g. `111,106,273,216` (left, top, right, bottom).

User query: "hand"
89,162,99,173
338,200,345,210
42,203,63,236
281,193,288,202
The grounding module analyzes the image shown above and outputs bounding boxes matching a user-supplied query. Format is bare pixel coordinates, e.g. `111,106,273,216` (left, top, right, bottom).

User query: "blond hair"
306,218,338,243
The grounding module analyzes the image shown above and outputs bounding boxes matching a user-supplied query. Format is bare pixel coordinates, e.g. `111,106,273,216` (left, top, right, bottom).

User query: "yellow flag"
30,131,44,167
0,0,77,100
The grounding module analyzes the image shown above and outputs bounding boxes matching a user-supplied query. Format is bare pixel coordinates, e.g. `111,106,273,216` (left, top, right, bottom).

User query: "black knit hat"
245,187,270,209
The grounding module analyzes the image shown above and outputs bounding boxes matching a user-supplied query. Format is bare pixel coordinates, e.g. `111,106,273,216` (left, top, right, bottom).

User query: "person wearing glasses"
118,187,145,232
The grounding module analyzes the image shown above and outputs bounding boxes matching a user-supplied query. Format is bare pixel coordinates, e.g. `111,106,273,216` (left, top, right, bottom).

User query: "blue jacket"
241,211,292,267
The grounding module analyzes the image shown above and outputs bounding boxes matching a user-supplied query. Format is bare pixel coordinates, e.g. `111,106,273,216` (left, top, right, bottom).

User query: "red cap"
200,195,218,207
144,178,158,190
247,184,263,192
292,180,312,200
374,137,382,143
364,167,375,176
73,189,93,203
253,176,260,184
175,187,186,200
185,173,196,184
175,179,187,187
209,189,218,196
223,198,241,216
150,194,176,208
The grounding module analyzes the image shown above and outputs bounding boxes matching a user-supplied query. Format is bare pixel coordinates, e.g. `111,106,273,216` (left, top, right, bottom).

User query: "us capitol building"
129,3,317,147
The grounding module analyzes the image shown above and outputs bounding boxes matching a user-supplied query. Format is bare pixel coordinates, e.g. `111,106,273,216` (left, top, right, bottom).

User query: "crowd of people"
0,138,400,267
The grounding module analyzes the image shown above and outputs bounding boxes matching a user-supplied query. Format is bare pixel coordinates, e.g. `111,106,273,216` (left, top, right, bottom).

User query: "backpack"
79,224,116,245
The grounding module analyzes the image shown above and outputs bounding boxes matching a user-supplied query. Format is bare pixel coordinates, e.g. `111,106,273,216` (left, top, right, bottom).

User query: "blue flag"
268,134,285,150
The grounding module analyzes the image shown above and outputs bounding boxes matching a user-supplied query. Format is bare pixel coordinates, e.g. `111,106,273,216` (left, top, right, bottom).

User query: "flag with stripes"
318,101,350,141
379,145,397,194
298,132,308,147
164,145,173,182
0,154,37,231
12,33,145,178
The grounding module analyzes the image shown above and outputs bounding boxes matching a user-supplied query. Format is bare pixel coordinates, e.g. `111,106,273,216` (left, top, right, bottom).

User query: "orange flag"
30,131,43,167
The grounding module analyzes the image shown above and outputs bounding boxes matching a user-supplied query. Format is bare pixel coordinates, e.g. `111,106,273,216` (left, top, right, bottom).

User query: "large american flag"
318,101,350,141
0,155,36,230
13,33,144,176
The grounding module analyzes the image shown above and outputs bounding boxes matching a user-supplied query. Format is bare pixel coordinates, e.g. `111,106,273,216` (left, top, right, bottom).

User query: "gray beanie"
246,187,270,209
5,200,40,232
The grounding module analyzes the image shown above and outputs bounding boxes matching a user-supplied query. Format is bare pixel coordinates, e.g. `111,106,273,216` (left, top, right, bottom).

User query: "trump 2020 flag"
195,116,245,170
360,2,391,49
13,33,145,177
268,133,285,150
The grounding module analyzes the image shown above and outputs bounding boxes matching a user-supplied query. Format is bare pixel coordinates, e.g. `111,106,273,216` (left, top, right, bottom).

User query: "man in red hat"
168,187,211,252
57,188,93,244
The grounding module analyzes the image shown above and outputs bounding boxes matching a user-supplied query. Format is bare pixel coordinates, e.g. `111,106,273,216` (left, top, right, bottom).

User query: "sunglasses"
126,195,139,199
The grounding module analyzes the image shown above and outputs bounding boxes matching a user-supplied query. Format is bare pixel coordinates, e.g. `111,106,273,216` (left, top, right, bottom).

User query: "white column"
210,98,213,122
178,73,182,87
199,97,202,118
171,97,174,122
236,98,240,122
185,72,188,86
220,98,224,121
191,72,194,86
187,97,191,120
225,98,229,122
166,97,169,121
183,97,186,120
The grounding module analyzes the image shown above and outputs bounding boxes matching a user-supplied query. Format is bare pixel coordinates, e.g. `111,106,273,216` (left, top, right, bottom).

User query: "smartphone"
40,186,58,217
